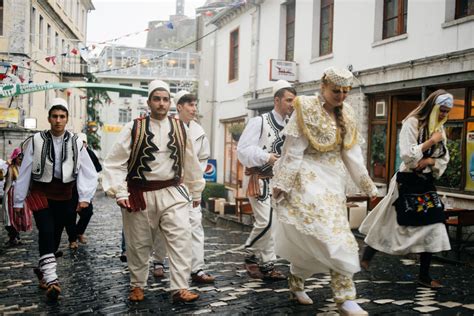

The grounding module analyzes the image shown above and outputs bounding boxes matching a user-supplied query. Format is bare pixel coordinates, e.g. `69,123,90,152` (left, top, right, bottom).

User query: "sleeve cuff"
272,167,297,193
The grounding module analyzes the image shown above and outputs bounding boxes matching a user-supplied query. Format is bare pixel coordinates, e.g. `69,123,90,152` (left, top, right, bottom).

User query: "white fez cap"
49,97,68,111
148,80,170,98
174,90,191,106
272,80,292,97
323,67,354,87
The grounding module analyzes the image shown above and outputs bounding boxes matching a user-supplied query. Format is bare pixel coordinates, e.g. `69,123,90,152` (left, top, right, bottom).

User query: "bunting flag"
70,48,79,55
45,56,56,65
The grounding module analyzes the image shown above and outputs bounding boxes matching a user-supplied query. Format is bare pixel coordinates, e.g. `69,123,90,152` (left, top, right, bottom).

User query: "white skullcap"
77,132,87,144
49,97,68,111
435,93,454,108
323,67,354,87
174,90,191,106
272,80,292,97
148,80,170,98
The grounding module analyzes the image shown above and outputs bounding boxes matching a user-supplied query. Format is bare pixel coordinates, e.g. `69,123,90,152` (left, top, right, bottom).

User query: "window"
0,0,3,36
224,121,244,192
285,0,295,61
383,0,407,39
39,15,44,50
455,0,474,19
229,28,239,81
55,32,59,56
119,83,133,98
30,7,36,45
140,81,148,90
47,24,52,55
118,108,131,124
319,0,334,56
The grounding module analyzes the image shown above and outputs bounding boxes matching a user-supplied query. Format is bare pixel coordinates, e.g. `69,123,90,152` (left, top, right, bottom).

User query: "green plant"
85,74,111,150
436,138,461,188
228,122,245,136
371,127,386,164
201,182,226,203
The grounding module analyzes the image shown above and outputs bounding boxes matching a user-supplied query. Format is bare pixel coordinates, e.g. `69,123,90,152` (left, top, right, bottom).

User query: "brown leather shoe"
77,234,87,244
46,283,61,301
172,289,199,303
262,269,286,280
153,264,165,278
129,287,144,302
245,263,264,279
69,241,78,250
191,272,215,283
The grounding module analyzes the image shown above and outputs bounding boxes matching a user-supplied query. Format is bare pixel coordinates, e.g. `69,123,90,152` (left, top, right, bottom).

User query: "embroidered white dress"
359,116,451,255
272,94,377,278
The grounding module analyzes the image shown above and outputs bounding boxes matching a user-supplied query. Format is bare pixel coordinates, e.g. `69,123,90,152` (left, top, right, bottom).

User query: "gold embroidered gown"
272,94,378,278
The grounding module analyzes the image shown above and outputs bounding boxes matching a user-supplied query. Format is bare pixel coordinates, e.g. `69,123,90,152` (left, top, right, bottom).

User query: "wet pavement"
0,191,474,315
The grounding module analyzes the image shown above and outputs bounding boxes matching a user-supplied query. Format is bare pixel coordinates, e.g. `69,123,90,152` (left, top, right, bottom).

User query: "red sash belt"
25,179,75,212
127,178,181,212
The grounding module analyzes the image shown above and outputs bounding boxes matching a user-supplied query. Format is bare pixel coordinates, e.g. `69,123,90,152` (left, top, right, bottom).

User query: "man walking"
237,80,296,279
152,90,214,284
14,98,98,300
103,80,205,302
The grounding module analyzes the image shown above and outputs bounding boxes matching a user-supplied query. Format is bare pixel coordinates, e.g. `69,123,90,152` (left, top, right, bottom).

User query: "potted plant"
228,122,245,142
371,131,386,178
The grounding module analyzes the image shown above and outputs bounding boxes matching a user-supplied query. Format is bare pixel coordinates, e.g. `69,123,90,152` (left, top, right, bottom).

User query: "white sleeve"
399,117,424,170
102,123,133,200
77,146,99,203
342,143,378,197
197,134,210,173
13,142,33,208
237,116,270,168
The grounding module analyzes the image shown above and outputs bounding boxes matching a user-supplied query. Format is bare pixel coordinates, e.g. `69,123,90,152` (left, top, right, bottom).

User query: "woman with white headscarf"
359,89,452,289
272,67,377,315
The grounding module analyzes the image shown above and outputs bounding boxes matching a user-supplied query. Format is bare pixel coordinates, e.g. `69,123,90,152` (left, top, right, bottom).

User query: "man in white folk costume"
272,67,378,316
237,80,296,279
151,90,215,284
14,98,98,301
102,80,205,302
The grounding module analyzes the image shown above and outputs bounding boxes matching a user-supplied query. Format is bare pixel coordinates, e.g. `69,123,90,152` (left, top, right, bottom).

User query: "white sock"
39,254,58,285
341,300,364,312
197,270,205,277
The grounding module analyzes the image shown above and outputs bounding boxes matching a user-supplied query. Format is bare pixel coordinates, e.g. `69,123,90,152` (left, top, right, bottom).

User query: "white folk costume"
153,115,210,275
359,118,451,255
102,114,205,292
237,109,287,268
14,116,98,289
272,94,377,303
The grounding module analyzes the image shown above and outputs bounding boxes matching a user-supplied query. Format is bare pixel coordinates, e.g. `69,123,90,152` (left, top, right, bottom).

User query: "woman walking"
359,90,452,289
272,67,377,315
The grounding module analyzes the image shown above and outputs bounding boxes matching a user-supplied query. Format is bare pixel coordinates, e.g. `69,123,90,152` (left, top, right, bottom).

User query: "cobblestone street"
0,192,474,315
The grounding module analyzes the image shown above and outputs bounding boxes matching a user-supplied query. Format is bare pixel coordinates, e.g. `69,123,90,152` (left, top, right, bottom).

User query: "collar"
271,110,286,126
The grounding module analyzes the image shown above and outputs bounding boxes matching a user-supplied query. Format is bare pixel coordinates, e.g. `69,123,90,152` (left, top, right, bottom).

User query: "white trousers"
122,186,192,291
244,192,276,264
153,205,205,273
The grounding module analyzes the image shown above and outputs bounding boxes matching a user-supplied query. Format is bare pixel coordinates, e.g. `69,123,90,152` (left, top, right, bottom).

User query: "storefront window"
370,124,387,179
436,123,463,189
223,121,244,191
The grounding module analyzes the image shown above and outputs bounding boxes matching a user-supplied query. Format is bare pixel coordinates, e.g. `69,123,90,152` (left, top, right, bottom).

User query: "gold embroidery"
293,95,359,152
330,270,356,303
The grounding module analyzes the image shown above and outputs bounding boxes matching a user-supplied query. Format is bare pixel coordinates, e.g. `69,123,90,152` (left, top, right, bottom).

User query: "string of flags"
0,0,249,77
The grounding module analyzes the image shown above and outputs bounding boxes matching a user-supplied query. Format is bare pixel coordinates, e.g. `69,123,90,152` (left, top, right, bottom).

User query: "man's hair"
177,94,197,106
48,105,68,118
274,87,297,99
148,87,171,101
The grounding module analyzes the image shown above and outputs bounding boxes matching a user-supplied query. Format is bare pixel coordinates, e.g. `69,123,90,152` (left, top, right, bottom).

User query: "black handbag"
393,172,445,226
